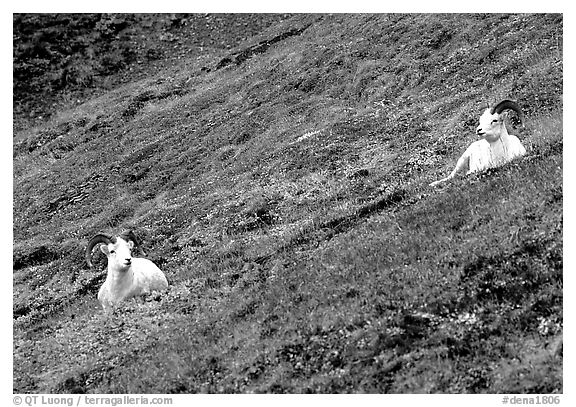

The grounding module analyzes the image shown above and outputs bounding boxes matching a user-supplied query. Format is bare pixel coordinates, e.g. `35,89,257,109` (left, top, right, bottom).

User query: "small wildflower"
457,312,479,325
386,326,405,336
538,317,561,336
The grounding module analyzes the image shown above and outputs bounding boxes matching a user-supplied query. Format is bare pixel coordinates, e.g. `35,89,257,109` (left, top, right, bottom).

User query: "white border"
5,4,572,404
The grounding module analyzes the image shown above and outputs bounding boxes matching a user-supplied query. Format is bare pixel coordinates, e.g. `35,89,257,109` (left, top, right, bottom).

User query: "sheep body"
98,257,168,311
430,100,526,186
462,132,526,174
86,231,168,311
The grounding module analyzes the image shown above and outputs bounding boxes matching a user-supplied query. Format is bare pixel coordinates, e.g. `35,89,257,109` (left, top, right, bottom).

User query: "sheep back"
131,258,169,292
465,134,526,174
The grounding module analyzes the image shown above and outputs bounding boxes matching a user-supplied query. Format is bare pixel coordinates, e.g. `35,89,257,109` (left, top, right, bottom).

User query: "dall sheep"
85,230,168,311
430,100,526,187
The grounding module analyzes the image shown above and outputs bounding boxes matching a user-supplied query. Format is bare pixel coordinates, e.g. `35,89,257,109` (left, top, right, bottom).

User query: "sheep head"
476,100,523,142
85,230,142,269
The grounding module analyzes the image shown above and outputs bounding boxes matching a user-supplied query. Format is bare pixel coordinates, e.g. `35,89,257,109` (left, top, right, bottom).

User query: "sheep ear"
100,245,110,256
128,240,134,250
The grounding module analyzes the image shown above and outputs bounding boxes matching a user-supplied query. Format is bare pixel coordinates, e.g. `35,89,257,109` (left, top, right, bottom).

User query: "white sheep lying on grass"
85,230,168,311
430,100,526,187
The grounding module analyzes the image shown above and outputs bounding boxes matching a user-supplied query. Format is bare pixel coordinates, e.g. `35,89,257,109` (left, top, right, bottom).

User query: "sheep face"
476,109,505,143
100,237,134,272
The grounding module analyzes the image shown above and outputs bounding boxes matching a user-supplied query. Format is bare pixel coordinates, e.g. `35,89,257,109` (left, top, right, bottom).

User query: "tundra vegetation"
13,14,562,393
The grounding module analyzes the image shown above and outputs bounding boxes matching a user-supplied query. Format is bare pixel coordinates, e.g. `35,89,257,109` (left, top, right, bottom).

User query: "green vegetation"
13,13,562,393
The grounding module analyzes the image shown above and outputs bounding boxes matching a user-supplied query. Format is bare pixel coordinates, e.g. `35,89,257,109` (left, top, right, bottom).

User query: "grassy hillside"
13,13,563,393
13,13,291,132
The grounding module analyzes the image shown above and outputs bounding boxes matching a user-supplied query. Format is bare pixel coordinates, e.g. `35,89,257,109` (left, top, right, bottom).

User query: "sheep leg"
430,153,469,187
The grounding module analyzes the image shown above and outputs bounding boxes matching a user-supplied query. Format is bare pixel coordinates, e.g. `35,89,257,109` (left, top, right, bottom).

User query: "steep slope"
13,13,292,131
13,13,562,393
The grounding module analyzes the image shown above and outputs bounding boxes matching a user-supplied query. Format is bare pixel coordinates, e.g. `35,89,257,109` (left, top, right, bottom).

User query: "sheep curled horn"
85,230,146,268
490,99,524,125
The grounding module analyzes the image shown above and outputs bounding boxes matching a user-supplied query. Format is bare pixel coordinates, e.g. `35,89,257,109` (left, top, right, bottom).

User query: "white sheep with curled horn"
85,230,168,311
430,100,526,187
